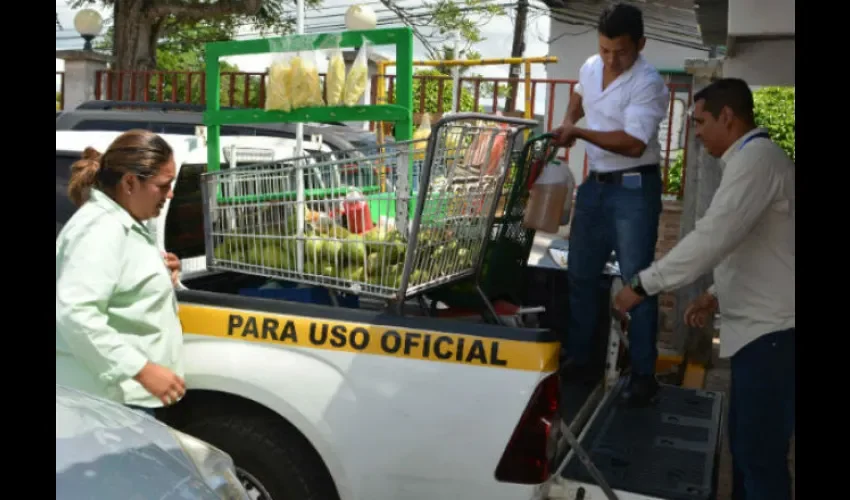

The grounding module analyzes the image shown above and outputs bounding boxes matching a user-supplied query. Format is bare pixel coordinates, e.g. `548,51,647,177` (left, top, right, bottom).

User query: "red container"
345,198,374,234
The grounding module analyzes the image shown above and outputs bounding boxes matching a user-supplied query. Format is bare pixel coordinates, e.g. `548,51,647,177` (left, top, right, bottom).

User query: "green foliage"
78,0,506,109
73,0,501,68
665,151,684,197
666,86,795,198
94,21,261,106
428,0,505,46
154,23,262,107
427,47,510,102
71,0,317,40
391,69,476,114
753,86,795,162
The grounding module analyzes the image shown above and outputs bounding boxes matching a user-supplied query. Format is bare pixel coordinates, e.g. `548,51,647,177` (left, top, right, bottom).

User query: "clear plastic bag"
265,53,294,112
326,45,346,106
462,112,508,175
290,51,325,109
343,39,371,106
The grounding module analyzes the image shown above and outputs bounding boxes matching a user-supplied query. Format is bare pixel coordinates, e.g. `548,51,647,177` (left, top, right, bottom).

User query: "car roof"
56,130,189,152
56,130,197,154
56,101,391,148
56,130,332,165
55,384,221,499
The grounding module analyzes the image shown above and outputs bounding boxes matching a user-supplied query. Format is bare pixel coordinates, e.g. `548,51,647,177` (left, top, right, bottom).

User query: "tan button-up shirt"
639,128,795,357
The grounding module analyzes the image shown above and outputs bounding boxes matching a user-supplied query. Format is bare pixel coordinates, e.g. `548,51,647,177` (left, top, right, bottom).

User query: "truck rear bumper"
545,480,671,500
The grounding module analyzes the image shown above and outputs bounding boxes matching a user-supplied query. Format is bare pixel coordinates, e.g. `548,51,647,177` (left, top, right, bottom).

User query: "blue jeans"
566,168,662,375
729,328,795,500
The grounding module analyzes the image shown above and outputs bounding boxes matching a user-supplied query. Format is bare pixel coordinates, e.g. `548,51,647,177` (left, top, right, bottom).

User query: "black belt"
587,164,659,184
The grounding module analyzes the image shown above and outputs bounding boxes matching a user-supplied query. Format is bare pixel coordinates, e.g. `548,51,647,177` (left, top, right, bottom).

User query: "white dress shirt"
638,128,795,358
574,54,670,173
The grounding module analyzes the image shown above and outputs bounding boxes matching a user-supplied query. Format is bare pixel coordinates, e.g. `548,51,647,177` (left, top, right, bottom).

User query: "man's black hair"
693,78,755,124
597,2,644,43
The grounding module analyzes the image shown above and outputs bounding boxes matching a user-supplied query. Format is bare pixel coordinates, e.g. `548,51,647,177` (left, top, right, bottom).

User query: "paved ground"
704,340,795,500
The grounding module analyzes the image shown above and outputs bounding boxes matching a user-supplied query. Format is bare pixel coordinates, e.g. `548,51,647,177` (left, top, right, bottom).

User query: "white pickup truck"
56,128,723,500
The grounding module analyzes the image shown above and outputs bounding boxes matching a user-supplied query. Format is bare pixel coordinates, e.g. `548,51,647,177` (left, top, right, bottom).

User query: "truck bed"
560,379,723,500
181,269,448,317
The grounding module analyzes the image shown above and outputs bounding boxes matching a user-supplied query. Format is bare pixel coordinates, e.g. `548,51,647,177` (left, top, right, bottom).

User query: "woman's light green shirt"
56,189,183,408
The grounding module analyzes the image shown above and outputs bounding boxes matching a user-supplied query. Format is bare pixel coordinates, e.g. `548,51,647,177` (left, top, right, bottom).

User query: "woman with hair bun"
56,129,186,416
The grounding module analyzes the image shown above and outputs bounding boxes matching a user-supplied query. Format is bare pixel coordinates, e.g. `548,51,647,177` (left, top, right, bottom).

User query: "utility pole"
505,0,529,113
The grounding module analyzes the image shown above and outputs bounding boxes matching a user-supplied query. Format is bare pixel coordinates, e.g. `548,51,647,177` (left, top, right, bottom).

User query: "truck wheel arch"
158,385,353,500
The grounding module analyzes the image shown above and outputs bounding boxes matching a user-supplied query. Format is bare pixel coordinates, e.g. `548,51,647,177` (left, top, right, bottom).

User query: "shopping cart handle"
526,132,557,142
431,112,539,130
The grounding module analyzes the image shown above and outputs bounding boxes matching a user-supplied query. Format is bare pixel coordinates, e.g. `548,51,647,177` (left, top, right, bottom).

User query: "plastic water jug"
523,159,570,234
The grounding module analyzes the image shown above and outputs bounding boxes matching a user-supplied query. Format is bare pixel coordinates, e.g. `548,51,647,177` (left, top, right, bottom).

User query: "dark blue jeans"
729,328,795,500
566,168,662,375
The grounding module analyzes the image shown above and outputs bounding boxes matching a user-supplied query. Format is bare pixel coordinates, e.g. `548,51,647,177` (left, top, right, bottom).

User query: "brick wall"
656,200,683,347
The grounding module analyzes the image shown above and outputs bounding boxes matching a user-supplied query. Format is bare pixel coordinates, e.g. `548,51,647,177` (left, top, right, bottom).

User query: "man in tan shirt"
615,78,795,500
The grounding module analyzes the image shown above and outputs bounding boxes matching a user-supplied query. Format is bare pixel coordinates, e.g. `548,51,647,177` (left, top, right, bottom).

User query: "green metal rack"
202,27,415,174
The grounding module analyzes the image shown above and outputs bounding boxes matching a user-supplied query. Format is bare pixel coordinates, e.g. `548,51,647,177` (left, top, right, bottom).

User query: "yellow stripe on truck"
180,304,559,373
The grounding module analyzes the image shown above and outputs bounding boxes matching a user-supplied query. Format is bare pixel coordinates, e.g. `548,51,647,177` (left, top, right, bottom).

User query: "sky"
56,0,553,111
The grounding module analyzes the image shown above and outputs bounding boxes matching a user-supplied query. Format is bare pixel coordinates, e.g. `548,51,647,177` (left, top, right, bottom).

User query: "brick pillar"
56,49,113,111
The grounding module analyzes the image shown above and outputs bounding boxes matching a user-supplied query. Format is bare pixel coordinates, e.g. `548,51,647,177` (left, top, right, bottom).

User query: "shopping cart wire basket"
200,113,539,312
425,132,559,311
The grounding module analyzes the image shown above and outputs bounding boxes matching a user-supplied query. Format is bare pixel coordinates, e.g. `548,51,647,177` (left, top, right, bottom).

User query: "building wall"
728,0,795,36
544,24,709,182
723,38,795,86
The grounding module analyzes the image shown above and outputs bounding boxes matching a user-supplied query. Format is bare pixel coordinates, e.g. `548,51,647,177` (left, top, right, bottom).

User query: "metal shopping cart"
200,113,538,314
424,132,559,314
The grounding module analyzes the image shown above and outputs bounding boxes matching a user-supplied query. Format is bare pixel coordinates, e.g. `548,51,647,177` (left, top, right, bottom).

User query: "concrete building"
542,0,710,183
693,0,795,86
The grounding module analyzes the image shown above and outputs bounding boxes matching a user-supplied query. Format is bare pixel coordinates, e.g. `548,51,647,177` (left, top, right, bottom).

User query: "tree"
427,47,510,107
753,86,795,161
95,21,261,106
69,0,504,76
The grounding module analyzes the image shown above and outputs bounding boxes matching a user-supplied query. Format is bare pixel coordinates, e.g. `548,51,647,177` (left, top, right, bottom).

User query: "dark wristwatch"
629,274,647,297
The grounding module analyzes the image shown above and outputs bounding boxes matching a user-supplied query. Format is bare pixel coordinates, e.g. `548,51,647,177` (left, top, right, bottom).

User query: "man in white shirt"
552,2,670,407
614,78,795,500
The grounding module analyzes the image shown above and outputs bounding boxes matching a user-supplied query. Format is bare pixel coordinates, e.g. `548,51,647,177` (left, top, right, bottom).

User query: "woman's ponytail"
68,147,103,207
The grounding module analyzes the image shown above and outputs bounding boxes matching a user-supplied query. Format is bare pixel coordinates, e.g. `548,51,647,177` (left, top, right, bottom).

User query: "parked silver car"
56,384,251,500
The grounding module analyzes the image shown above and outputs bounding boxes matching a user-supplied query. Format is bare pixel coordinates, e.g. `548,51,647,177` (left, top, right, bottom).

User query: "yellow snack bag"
413,112,431,161
326,48,346,106
290,51,325,109
343,40,371,106
265,57,293,112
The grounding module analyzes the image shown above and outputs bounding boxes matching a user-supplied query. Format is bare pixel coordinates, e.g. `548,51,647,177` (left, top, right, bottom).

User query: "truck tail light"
494,371,560,484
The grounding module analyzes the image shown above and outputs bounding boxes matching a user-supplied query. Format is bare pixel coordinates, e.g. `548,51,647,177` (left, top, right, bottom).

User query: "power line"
56,2,516,52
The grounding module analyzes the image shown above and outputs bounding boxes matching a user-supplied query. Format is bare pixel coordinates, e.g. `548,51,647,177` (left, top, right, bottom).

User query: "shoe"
620,373,660,408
